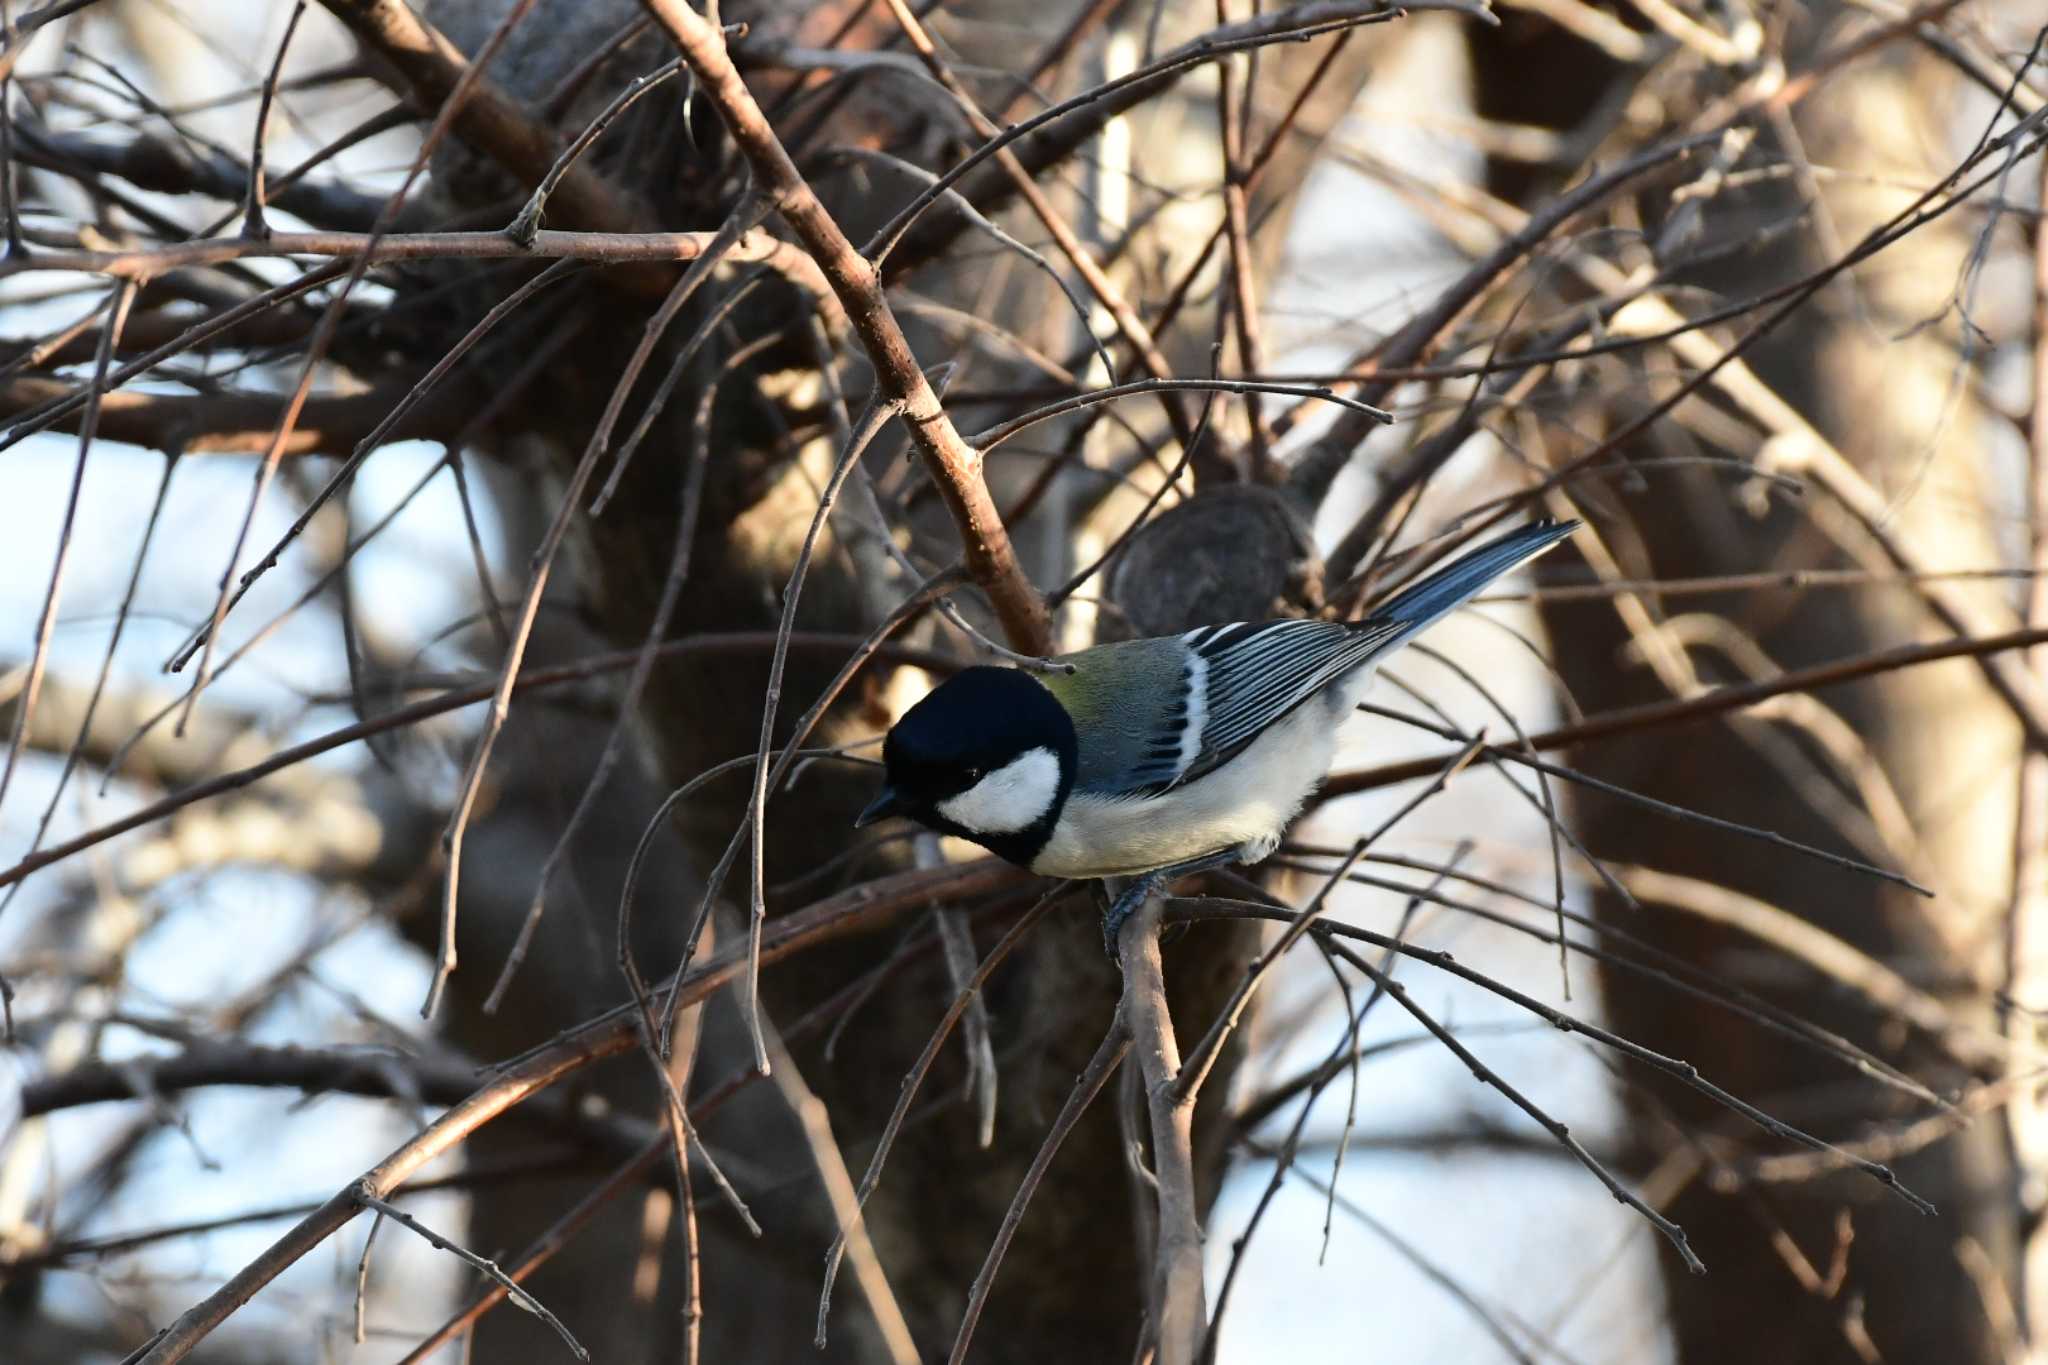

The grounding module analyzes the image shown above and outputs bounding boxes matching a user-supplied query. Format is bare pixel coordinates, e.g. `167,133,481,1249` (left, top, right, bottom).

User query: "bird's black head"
856,666,1078,867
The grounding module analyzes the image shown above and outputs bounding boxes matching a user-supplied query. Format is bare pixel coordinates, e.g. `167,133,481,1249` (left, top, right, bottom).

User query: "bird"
855,518,1579,945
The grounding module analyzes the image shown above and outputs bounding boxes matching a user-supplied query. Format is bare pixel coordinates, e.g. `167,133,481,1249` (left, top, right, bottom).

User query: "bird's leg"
1100,872,1163,956
1100,849,1242,957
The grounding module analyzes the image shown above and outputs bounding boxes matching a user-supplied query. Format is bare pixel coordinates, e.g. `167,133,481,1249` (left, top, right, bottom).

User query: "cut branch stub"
1106,485,1322,637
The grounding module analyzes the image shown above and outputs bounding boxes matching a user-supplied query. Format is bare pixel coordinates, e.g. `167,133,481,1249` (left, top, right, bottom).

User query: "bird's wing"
1057,620,1396,799
1063,519,1580,800
1168,521,1580,788
1165,618,1402,790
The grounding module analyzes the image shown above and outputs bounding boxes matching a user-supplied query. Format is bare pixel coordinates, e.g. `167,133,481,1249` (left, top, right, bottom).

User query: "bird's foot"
1099,850,1242,959
1100,872,1164,957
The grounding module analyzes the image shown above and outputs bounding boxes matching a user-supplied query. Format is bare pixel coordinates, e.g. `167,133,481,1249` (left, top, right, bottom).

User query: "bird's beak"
855,785,911,828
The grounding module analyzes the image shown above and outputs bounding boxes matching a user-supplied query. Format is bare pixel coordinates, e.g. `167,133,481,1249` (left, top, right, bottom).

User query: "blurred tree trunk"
397,1,1383,1359
1472,10,2029,1361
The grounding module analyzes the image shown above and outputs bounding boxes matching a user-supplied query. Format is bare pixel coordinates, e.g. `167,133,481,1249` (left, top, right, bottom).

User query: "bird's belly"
1030,700,1341,879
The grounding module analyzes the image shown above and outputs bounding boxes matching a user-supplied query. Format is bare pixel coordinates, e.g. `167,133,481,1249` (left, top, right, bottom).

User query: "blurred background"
1,0,2045,1360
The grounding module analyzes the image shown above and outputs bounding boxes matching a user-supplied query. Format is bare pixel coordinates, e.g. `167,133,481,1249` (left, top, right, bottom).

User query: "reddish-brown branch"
1323,625,2048,799
639,0,1051,654
132,858,1022,1364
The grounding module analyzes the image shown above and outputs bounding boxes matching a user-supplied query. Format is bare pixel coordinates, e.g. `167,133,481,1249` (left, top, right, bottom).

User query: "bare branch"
639,0,1050,654
317,0,654,235
132,857,1022,1364
1117,892,1207,1365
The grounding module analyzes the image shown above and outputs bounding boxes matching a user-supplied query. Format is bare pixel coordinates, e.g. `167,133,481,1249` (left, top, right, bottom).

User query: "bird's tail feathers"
1359,518,1579,655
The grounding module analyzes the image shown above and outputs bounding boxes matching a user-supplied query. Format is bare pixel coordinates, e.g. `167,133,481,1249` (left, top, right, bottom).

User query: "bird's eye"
964,767,984,783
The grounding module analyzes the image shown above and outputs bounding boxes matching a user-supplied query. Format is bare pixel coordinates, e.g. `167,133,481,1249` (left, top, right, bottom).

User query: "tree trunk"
1470,10,2031,1361
403,2,1378,1358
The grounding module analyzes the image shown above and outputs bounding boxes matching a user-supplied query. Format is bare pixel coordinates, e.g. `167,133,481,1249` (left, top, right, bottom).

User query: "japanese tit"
856,519,1577,933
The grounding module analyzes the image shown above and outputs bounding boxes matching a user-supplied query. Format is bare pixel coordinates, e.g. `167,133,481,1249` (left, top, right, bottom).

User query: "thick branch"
316,0,653,234
1118,892,1207,1365
22,1043,501,1119
0,228,836,312
13,121,388,231
638,0,1051,654
0,374,462,455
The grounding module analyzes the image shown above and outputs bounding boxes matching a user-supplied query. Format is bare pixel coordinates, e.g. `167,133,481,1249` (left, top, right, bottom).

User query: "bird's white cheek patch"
936,747,1060,834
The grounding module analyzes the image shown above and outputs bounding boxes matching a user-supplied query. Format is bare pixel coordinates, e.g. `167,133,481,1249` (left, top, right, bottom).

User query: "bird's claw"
1100,873,1161,958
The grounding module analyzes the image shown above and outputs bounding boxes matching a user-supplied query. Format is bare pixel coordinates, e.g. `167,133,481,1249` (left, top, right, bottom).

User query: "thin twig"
0,278,133,818
177,0,553,739
426,205,761,1019
874,0,1199,447
948,1018,1131,1365
817,885,1061,1337
0,632,955,896
969,376,1388,456
396,1139,666,1364
480,289,722,1011
1323,624,2048,824
1259,847,1953,1107
740,394,901,1068
1354,702,1931,898
135,859,1019,1364
351,1209,384,1345
654,568,970,1051
0,286,149,910
354,1187,589,1360
508,57,685,246
0,228,838,310
866,2,1420,266
933,899,999,1148
1175,733,1487,1106
1326,940,1705,1275
241,2,306,242
760,1005,919,1365
168,258,585,670
1171,900,1937,1215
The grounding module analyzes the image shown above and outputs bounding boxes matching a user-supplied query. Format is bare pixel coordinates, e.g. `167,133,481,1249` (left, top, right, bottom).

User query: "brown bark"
390,2,1352,1358
1470,11,2029,1362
